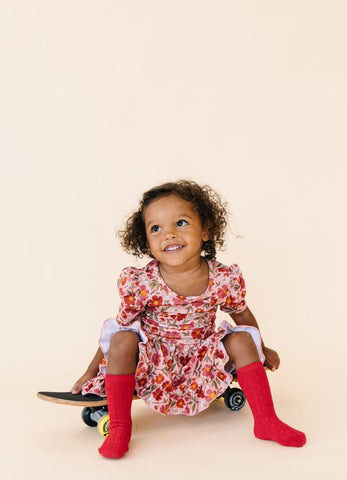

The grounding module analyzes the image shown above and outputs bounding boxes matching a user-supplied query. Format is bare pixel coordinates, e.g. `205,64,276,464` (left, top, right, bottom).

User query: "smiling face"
143,194,210,269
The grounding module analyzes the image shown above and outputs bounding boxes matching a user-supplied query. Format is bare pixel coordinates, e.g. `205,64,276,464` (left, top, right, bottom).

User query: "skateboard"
37,390,139,437
37,385,246,438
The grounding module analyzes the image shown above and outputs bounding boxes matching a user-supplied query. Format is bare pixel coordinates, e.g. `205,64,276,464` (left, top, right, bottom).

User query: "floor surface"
3,359,346,480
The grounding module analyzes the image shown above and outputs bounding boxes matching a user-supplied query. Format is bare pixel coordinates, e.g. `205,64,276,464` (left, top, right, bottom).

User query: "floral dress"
82,259,265,416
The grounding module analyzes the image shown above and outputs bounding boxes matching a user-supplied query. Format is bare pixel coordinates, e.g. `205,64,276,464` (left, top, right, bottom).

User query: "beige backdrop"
1,1,346,479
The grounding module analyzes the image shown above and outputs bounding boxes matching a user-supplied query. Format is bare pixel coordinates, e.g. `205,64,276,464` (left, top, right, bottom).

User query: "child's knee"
227,331,256,353
109,331,140,355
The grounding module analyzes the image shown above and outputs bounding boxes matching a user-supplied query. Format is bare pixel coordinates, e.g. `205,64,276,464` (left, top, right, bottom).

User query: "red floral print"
149,295,163,307
155,374,164,384
191,328,204,339
197,345,208,361
82,259,254,415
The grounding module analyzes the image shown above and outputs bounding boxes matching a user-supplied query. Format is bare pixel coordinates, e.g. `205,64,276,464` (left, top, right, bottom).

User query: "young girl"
72,180,306,458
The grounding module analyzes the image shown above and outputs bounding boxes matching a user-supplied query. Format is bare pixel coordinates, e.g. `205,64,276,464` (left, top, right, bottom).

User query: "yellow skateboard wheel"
97,414,110,437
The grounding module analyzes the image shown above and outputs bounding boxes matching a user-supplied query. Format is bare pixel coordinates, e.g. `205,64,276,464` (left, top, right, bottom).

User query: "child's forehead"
144,194,198,218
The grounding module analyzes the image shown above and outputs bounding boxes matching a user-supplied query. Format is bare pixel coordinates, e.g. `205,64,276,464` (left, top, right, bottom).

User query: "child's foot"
236,362,306,448
98,374,135,459
254,416,306,447
98,426,131,458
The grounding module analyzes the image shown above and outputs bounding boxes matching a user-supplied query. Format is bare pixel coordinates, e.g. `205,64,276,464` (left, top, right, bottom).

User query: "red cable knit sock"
237,361,306,447
98,374,135,459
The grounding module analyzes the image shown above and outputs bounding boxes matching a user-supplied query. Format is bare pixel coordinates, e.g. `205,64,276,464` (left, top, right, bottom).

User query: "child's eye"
177,219,188,227
150,225,161,233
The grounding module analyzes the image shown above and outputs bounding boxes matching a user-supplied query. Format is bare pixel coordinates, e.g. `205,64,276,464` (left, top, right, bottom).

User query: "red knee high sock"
236,361,306,447
98,374,135,458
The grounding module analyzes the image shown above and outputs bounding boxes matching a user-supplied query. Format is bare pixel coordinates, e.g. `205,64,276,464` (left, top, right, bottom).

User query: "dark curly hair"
117,179,228,260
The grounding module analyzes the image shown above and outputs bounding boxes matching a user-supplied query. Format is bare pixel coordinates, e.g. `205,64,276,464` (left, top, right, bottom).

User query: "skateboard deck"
37,385,246,437
37,391,108,407
37,391,138,407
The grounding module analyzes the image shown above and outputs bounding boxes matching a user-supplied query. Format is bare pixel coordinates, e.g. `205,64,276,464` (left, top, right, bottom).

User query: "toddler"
72,179,306,458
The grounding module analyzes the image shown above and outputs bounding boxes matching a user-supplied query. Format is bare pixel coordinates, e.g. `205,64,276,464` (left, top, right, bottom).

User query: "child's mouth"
163,244,184,253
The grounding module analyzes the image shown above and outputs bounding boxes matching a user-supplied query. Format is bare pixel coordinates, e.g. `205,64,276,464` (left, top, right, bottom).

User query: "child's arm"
71,347,104,394
230,307,280,371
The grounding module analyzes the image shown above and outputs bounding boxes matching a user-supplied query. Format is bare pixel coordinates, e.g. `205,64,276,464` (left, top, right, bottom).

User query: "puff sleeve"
115,267,147,327
219,264,247,315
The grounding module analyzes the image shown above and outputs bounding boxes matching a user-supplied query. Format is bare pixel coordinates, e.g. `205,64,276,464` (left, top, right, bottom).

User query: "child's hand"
263,347,280,372
71,371,95,394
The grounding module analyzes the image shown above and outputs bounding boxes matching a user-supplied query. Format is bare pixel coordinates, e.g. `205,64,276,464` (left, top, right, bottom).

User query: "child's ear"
202,229,210,242
202,221,211,242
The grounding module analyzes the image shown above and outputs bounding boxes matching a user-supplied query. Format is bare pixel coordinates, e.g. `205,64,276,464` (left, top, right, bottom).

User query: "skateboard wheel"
81,407,98,427
223,387,246,411
97,414,110,437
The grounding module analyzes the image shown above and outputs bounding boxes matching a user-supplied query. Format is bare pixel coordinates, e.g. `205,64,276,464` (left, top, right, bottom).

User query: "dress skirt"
81,317,265,416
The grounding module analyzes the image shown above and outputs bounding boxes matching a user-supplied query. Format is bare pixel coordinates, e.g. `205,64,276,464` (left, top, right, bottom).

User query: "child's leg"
223,332,306,447
99,331,139,459
107,330,140,374
222,331,260,370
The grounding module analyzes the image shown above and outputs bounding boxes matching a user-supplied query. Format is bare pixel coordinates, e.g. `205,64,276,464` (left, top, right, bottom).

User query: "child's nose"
163,229,177,240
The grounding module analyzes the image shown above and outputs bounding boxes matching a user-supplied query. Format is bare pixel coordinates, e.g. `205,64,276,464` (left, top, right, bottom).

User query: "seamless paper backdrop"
1,1,346,479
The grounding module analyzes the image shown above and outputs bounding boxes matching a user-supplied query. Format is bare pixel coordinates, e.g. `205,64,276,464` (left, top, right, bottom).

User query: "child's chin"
160,255,186,265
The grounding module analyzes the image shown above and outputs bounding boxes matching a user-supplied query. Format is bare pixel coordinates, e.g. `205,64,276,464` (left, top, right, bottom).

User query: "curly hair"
117,179,228,260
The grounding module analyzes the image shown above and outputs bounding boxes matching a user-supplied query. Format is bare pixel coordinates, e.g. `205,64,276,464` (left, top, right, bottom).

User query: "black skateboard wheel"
81,406,109,427
81,407,98,427
223,387,246,411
